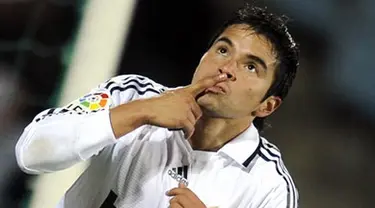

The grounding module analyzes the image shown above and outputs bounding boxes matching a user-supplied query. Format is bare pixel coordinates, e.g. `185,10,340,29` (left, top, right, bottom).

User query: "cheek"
234,78,268,104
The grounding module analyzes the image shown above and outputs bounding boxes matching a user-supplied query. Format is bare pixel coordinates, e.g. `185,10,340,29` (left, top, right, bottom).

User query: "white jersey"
15,74,298,208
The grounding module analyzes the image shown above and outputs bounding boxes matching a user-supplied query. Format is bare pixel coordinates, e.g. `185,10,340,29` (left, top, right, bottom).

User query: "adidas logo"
168,166,189,186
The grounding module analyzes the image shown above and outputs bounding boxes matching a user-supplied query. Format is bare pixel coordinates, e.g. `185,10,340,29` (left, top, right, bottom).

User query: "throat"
189,117,250,152
189,138,231,152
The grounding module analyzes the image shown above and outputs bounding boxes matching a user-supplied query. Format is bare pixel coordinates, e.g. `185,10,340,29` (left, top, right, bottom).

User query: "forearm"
109,99,149,139
15,74,166,174
16,110,116,174
16,99,151,174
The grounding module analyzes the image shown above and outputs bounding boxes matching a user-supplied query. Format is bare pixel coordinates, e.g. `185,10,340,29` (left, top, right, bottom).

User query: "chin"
197,96,224,117
197,95,241,119
197,93,216,107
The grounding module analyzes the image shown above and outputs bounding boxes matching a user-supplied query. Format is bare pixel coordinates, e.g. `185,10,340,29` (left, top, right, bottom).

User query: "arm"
16,73,228,175
256,180,299,208
15,75,165,174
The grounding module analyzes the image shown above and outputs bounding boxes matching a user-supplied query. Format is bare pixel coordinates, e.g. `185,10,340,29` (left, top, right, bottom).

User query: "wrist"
135,97,159,126
130,99,150,127
109,99,150,139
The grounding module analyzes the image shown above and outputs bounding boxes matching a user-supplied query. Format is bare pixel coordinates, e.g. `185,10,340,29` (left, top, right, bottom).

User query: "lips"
205,85,226,94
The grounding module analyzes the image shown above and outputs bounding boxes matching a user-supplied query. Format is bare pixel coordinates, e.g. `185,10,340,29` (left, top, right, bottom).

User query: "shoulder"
101,74,169,94
254,137,295,185
253,137,289,176
250,137,299,207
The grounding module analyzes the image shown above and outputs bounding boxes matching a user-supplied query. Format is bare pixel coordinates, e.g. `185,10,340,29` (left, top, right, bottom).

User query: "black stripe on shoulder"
258,150,295,208
122,78,154,88
104,81,116,89
136,76,146,81
105,76,159,95
260,141,281,161
109,85,160,95
104,76,130,89
35,108,57,122
105,76,152,90
46,108,56,115
264,142,280,152
258,142,297,208
260,140,291,175
258,150,283,176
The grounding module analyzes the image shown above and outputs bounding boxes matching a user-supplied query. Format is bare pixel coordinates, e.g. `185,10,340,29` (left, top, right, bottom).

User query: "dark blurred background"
0,0,374,207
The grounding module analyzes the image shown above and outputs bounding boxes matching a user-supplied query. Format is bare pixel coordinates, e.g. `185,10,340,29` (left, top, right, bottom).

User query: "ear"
253,96,282,118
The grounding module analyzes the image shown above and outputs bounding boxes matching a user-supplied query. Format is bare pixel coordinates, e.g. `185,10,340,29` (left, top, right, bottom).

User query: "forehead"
216,24,277,67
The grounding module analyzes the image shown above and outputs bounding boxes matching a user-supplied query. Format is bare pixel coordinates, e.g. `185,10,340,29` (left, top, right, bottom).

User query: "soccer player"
16,4,299,208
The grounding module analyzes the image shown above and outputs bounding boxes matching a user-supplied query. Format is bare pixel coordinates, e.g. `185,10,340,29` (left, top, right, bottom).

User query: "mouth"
195,83,228,100
195,86,224,100
205,85,226,95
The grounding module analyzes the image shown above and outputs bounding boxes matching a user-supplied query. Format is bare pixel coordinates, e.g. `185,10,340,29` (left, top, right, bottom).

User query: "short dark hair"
208,4,300,132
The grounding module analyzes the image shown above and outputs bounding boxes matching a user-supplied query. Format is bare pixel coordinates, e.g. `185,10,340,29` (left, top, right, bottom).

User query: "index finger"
188,74,228,96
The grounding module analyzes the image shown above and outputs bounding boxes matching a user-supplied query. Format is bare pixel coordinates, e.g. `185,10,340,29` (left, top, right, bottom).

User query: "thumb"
188,74,228,97
178,182,187,188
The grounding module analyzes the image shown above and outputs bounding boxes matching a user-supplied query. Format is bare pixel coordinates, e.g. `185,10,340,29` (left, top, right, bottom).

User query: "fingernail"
165,190,169,195
218,74,227,79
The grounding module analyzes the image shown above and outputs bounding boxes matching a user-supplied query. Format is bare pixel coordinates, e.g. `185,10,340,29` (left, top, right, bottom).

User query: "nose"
219,60,236,81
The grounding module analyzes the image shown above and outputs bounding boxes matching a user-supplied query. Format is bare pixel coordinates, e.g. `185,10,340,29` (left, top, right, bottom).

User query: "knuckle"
187,93,195,99
182,97,190,105
183,107,191,115
177,120,184,127
183,119,190,126
170,196,178,203
181,119,190,126
185,95,194,103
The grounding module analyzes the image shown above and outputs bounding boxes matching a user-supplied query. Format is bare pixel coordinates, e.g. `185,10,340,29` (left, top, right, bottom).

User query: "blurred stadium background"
0,0,374,207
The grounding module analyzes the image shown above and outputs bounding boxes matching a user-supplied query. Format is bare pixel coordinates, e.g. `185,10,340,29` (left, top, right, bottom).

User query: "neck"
189,115,252,151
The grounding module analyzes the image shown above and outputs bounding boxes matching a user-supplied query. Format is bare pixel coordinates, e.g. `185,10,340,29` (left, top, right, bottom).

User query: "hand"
166,183,207,208
142,74,228,138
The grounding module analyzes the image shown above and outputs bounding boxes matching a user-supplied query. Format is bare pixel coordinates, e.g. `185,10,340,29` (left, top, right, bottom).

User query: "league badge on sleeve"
65,91,112,113
79,92,110,111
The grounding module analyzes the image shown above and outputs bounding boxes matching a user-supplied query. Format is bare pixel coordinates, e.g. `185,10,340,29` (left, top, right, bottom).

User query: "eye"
217,47,228,55
247,64,256,72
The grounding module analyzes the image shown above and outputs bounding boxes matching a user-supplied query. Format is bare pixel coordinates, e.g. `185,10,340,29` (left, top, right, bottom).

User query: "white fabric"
15,74,298,208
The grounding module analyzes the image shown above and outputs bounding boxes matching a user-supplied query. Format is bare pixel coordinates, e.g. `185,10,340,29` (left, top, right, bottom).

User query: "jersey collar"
218,124,260,168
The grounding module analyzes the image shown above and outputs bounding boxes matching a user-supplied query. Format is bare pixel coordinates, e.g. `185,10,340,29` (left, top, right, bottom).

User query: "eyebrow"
215,36,268,71
246,54,268,71
215,37,234,47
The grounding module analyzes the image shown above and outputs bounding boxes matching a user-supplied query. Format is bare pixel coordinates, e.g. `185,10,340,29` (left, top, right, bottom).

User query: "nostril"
227,73,236,81
218,69,235,80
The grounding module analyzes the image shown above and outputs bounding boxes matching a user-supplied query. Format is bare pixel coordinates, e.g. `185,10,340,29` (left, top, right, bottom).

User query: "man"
16,4,299,208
